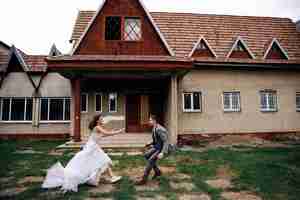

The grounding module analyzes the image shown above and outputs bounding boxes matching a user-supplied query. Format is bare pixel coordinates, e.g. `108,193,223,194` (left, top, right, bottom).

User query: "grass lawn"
0,140,300,200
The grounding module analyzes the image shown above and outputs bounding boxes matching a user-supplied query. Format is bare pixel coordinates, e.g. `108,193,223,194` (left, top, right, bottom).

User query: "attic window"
105,16,121,40
190,37,217,58
124,17,141,41
228,37,254,59
234,41,246,51
264,39,289,60
196,40,207,50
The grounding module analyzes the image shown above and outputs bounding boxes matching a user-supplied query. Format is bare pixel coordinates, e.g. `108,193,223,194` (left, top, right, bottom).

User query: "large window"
0,98,32,121
296,93,300,112
124,17,141,41
260,90,278,112
105,16,121,40
95,93,102,112
109,93,118,113
183,92,202,112
223,92,241,112
40,98,70,122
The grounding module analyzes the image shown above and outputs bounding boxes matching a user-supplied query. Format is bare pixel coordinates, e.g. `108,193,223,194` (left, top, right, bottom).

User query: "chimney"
296,20,300,32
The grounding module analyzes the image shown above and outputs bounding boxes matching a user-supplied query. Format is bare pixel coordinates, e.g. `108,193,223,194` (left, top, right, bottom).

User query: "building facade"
1,0,300,144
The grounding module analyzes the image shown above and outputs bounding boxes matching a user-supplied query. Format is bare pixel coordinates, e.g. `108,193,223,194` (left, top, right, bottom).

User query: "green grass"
1,140,300,200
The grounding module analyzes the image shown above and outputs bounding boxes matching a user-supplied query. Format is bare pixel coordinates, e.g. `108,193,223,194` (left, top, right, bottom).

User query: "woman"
42,114,124,192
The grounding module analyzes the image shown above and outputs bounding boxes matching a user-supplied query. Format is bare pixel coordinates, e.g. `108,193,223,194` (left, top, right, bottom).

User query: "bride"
42,114,124,192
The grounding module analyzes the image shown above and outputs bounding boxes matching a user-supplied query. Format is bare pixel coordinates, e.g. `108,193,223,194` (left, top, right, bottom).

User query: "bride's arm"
96,126,124,136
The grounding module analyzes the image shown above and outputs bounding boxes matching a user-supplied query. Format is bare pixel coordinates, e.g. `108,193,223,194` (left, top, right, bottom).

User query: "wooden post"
72,78,81,142
170,75,178,144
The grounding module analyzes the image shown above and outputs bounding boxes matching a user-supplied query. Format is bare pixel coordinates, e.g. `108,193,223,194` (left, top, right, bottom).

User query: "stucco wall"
39,73,71,97
0,123,70,134
178,69,300,135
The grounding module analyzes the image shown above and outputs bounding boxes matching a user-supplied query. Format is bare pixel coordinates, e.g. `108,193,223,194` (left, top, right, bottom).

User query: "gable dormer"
72,0,173,56
189,37,217,58
227,37,255,59
264,38,289,60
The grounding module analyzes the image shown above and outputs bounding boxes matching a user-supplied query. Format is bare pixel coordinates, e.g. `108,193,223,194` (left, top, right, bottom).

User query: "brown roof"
24,55,47,72
71,11,300,62
0,51,9,72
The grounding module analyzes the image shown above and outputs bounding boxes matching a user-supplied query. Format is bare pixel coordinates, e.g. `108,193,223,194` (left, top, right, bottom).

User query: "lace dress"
42,128,112,192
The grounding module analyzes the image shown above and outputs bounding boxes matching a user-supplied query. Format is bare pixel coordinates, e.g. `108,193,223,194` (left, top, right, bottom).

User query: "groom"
136,114,169,185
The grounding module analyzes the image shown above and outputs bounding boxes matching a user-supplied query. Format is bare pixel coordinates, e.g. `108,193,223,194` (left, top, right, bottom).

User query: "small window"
183,92,202,112
40,98,70,121
223,92,241,112
109,93,117,113
95,93,102,112
105,16,121,40
81,93,88,113
0,98,32,121
260,90,278,112
296,93,300,111
124,17,141,41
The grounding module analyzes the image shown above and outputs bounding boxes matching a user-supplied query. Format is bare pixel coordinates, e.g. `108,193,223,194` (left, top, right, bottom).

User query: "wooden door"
126,95,141,132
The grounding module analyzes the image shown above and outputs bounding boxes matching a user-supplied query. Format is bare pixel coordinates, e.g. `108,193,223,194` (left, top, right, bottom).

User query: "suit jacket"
151,124,169,154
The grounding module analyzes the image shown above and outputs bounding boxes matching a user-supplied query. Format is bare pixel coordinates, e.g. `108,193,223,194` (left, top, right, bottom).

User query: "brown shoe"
135,178,147,185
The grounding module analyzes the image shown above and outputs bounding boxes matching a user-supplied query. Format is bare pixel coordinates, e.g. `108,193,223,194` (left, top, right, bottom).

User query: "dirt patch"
178,193,211,200
221,191,262,200
177,156,208,165
48,150,64,156
137,195,167,200
170,182,195,191
136,180,160,192
206,179,232,189
18,176,44,185
88,184,115,194
171,173,192,180
216,165,236,179
120,166,145,179
0,187,27,198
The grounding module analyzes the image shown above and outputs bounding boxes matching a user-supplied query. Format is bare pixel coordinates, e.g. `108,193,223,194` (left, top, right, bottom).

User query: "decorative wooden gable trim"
71,0,174,56
227,36,255,59
264,38,289,60
2,46,37,90
189,36,217,58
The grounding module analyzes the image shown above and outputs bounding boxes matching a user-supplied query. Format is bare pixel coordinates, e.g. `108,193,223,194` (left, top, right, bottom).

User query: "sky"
0,0,299,55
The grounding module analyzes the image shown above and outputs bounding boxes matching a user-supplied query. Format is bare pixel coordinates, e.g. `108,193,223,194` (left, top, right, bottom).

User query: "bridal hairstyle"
88,114,102,130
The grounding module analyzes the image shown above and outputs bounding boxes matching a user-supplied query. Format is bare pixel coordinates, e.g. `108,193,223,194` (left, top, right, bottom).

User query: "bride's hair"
88,114,102,130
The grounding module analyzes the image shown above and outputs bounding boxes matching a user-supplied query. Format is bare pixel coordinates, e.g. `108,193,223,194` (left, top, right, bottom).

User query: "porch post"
170,74,178,144
72,78,81,142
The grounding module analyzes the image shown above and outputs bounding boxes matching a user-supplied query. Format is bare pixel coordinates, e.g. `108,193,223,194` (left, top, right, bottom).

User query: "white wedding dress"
42,128,112,192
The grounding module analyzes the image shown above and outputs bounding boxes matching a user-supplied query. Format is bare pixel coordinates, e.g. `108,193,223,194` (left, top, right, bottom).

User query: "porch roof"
46,55,193,71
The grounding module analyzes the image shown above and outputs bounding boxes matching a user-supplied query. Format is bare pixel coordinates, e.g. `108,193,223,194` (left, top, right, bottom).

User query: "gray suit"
143,124,169,179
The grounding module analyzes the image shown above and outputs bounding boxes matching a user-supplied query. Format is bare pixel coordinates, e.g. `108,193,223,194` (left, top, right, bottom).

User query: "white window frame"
124,17,142,41
0,97,33,123
109,93,118,113
222,92,241,112
296,93,300,112
81,93,88,113
182,92,202,113
260,90,278,112
95,93,103,113
39,97,71,123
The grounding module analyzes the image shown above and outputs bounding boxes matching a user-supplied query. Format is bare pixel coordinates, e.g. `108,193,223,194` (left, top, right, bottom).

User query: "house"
1,0,300,145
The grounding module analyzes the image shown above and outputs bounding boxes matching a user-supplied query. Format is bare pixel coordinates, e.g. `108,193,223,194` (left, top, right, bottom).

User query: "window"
223,92,241,112
109,93,117,112
105,16,121,40
233,41,246,52
95,93,102,112
260,91,278,112
81,93,88,113
40,98,70,121
124,17,141,41
183,92,202,112
0,98,32,121
296,93,300,111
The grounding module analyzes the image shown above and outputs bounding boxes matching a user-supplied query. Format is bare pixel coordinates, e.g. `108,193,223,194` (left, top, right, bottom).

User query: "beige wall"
0,123,70,134
39,73,71,97
178,69,300,135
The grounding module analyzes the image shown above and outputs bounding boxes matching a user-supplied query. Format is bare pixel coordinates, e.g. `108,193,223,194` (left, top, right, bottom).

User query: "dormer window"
124,17,141,41
105,16,121,40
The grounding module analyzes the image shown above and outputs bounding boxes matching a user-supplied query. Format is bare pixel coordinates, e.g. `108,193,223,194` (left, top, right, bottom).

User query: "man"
135,114,169,185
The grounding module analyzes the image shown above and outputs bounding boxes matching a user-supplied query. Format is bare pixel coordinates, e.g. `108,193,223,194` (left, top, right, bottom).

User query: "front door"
126,95,141,132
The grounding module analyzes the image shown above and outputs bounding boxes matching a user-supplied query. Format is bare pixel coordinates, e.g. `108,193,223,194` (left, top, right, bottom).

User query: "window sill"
0,121,32,124
260,109,278,112
224,109,241,113
183,110,202,113
40,121,71,124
